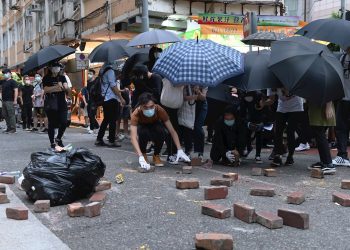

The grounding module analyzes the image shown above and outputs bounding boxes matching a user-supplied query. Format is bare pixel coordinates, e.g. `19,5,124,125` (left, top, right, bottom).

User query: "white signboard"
76,53,89,70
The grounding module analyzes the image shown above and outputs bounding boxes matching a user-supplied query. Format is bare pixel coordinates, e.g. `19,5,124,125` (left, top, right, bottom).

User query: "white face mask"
25,80,31,85
35,76,42,82
51,67,61,73
88,73,93,80
244,96,254,102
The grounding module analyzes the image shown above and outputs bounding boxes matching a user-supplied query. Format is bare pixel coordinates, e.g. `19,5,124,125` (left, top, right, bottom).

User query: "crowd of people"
1,47,350,174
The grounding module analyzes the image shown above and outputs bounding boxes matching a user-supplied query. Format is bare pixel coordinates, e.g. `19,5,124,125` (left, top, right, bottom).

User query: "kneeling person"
130,93,190,171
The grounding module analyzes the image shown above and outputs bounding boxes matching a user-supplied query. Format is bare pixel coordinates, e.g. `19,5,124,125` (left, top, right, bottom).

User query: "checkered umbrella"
152,39,244,87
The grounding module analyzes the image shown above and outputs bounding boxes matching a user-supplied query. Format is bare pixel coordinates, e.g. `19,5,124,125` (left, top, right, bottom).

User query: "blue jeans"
194,101,208,154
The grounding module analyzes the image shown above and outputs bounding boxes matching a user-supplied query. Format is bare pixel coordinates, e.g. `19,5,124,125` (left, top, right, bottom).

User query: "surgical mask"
88,73,93,80
224,119,235,126
51,67,61,73
244,96,254,102
154,52,160,59
3,73,11,79
35,76,42,82
143,108,155,118
25,80,31,85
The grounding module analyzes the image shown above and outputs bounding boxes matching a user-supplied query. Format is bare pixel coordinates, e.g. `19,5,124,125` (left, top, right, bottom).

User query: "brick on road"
84,202,102,218
191,158,203,166
233,202,256,223
250,186,275,197
341,180,350,190
0,184,6,193
182,166,192,174
204,186,228,200
310,168,324,179
264,168,277,177
195,233,234,250
94,180,112,192
222,173,238,181
287,191,305,205
256,211,283,229
89,191,107,205
0,175,15,184
176,179,200,189
34,200,50,213
6,207,28,220
0,192,10,204
201,203,231,219
332,192,350,207
210,178,233,187
277,209,309,229
67,202,85,217
251,168,263,176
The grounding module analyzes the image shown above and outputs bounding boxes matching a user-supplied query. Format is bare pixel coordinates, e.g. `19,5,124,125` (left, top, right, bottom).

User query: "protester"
79,85,89,128
1,69,18,133
193,86,208,160
130,92,190,171
148,46,163,71
32,73,48,132
86,69,99,134
19,75,34,130
295,102,312,152
116,87,131,140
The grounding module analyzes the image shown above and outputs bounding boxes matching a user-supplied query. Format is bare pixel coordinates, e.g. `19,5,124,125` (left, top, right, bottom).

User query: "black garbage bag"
22,148,106,206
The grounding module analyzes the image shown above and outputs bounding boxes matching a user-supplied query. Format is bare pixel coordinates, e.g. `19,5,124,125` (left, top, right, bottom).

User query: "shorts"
120,105,131,119
33,107,46,117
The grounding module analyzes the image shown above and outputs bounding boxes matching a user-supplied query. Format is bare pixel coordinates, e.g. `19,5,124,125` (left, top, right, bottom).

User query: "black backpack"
89,67,112,107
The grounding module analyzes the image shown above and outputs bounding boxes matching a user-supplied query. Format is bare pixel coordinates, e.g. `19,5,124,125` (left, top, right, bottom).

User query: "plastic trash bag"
22,148,106,206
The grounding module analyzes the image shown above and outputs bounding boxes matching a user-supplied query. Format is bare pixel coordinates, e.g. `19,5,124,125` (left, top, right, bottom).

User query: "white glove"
225,151,235,163
176,149,190,163
139,156,151,170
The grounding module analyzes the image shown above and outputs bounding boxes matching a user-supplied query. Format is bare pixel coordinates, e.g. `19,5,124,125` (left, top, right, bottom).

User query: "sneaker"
332,156,350,167
295,143,310,152
50,143,56,149
161,149,169,157
268,151,275,160
146,145,154,155
117,133,126,141
255,156,263,164
271,155,282,166
285,156,294,166
88,130,94,134
321,163,336,174
153,155,164,167
95,140,106,146
167,154,178,165
55,138,64,147
40,128,48,133
31,128,38,132
308,162,323,170
206,138,213,145
7,129,17,134
105,141,121,148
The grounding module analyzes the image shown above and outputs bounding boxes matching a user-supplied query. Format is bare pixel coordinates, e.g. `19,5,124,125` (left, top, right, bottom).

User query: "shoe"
285,156,294,166
153,155,164,167
2,129,10,133
31,128,38,132
88,130,94,134
95,140,106,146
206,138,213,145
25,128,31,131
295,143,310,152
161,149,169,157
332,156,350,167
146,145,154,155
40,128,48,133
329,141,337,149
50,143,56,149
55,138,64,147
271,155,282,166
167,154,178,165
255,156,263,164
268,151,275,160
308,162,323,170
105,141,121,147
7,129,17,134
321,163,336,174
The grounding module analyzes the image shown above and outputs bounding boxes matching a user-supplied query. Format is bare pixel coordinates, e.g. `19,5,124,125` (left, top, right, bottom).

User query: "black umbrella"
207,84,238,104
241,32,287,47
127,29,182,47
120,52,149,88
89,40,137,63
268,36,344,104
296,18,350,49
23,45,75,74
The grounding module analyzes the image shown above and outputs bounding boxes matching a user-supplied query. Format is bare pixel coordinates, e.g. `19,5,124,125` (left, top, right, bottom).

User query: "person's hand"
13,100,17,105
225,151,235,163
176,149,190,163
325,103,334,120
139,156,150,170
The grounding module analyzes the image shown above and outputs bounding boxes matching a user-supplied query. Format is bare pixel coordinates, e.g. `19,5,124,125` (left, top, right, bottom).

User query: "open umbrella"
23,45,75,74
207,84,237,104
296,18,350,49
120,52,149,88
127,29,182,47
241,32,287,47
268,36,344,104
153,39,244,87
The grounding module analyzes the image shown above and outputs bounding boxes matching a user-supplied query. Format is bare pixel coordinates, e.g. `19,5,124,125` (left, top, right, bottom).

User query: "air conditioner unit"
30,3,43,12
61,1,74,20
23,41,33,53
59,21,75,41
25,9,32,17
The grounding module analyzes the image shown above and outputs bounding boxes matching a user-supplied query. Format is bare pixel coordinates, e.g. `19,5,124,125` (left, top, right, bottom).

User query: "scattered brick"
0,175,15,184
94,180,112,192
182,166,192,174
256,211,283,229
202,159,213,168
84,202,102,218
0,184,6,193
222,173,238,181
310,168,324,179
264,168,277,177
195,233,233,250
6,207,28,220
0,193,9,204
332,192,350,207
210,178,233,187
67,202,85,217
176,179,200,189
250,187,275,197
204,186,228,200
341,180,350,190
191,158,203,166
233,202,256,223
251,168,263,176
34,200,50,213
201,203,231,219
89,192,107,205
277,209,309,229
287,192,305,205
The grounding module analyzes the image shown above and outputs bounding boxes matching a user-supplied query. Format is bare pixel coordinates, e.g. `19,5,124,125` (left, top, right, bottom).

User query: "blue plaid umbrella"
152,39,244,87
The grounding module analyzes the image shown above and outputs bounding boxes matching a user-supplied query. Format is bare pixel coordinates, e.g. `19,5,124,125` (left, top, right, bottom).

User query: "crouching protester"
210,105,246,166
130,93,190,172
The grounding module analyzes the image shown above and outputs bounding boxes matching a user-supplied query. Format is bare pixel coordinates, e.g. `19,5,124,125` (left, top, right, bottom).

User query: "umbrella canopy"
268,36,344,104
241,32,287,47
223,51,282,91
152,39,244,87
23,45,75,74
296,18,350,49
207,84,237,104
127,29,183,47
120,52,149,88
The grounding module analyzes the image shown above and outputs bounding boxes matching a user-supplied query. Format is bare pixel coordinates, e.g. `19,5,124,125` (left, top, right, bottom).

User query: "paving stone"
310,168,324,179
341,180,350,190
222,173,238,181
332,192,350,207
256,211,283,229
233,202,256,223
0,175,15,184
195,233,233,250
182,166,192,174
34,200,50,213
84,202,102,218
264,168,277,177
210,178,233,187
201,203,231,219
94,180,112,192
176,179,200,189
204,186,228,200
6,207,28,220
277,209,309,229
251,168,263,176
250,186,275,197
287,191,305,205
67,202,85,217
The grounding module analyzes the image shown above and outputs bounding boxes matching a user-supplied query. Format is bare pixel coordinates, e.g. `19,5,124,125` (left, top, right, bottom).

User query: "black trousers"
22,104,33,129
138,122,166,155
97,99,120,143
247,130,263,157
87,103,99,130
312,126,332,164
336,100,350,159
164,107,179,156
46,109,67,144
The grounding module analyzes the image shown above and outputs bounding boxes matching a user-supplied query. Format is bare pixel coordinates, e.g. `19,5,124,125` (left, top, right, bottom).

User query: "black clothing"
312,126,332,164
46,109,67,144
1,79,18,102
97,99,120,143
132,73,163,108
335,100,350,159
42,75,67,111
21,85,34,105
138,122,166,155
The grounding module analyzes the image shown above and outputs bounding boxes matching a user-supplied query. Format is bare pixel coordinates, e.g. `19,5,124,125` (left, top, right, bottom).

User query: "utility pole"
304,0,307,21
341,0,346,20
141,0,149,32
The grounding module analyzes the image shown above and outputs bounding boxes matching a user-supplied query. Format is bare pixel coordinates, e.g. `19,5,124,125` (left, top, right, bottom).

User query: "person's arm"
82,94,87,106
111,86,125,105
164,120,182,150
130,125,142,156
325,102,335,120
14,88,18,105
196,87,207,101
106,70,125,105
183,86,198,101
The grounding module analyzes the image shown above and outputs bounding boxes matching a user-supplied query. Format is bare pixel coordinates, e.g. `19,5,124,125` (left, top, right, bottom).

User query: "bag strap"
187,86,196,106
101,68,112,97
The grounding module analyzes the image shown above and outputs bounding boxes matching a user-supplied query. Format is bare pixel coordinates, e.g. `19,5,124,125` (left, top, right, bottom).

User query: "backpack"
89,66,112,107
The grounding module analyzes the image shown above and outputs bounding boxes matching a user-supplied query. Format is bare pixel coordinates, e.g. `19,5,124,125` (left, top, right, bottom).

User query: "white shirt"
267,88,304,113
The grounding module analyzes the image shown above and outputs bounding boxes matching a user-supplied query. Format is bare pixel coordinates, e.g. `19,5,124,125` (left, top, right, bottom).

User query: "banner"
257,15,299,27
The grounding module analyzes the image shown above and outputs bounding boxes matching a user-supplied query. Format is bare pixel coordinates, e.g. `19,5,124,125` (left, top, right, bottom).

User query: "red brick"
191,158,203,166
195,233,233,250
251,168,263,176
310,168,324,179
0,193,9,204
201,203,231,219
233,202,256,223
210,178,233,187
34,200,50,213
332,192,350,207
222,173,238,181
94,180,112,192
250,187,275,197
287,192,305,205
264,168,277,177
89,192,107,205
277,209,309,229
176,179,200,189
182,166,192,174
67,202,85,217
256,211,283,229
204,186,228,200
0,175,15,184
6,207,28,220
84,202,102,218
0,184,6,193
341,180,350,190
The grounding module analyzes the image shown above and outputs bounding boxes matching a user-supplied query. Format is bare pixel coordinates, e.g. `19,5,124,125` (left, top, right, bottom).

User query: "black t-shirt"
1,79,18,102
132,73,163,108
43,75,67,111
21,85,34,105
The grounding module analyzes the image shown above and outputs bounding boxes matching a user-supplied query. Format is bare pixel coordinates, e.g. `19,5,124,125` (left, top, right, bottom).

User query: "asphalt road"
1,125,350,250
